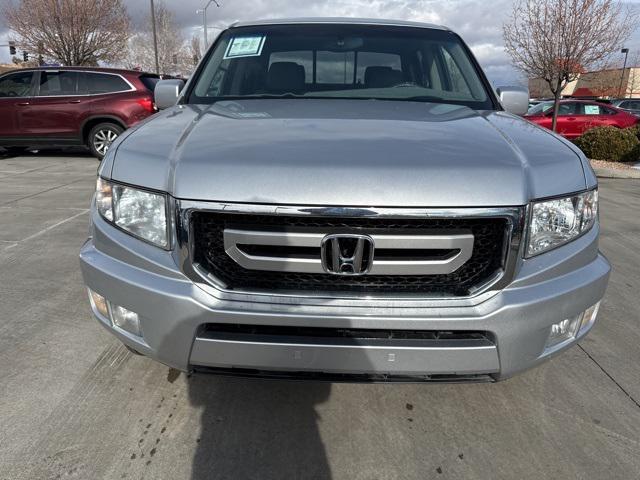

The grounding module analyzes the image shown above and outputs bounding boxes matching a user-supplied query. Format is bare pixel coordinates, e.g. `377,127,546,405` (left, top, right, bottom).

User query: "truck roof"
230,17,449,31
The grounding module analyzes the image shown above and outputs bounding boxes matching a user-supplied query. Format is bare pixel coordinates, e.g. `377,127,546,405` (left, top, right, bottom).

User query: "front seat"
266,62,306,94
364,66,403,88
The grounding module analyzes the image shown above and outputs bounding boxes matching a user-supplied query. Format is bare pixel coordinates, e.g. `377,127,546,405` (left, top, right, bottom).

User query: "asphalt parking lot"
0,153,639,480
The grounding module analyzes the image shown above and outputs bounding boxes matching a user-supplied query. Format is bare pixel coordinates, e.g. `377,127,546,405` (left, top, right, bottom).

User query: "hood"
109,99,588,207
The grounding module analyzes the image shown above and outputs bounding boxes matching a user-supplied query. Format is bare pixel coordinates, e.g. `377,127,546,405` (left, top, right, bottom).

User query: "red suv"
0,67,159,159
524,99,638,139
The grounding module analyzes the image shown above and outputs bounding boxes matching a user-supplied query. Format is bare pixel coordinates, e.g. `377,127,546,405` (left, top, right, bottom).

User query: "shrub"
625,124,640,142
621,143,640,163
573,126,639,162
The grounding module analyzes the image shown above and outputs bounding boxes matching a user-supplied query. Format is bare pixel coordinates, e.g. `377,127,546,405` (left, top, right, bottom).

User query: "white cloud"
0,30,12,64
470,43,507,67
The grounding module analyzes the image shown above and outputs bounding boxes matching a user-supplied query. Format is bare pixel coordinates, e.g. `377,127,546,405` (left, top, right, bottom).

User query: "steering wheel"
6,91,18,97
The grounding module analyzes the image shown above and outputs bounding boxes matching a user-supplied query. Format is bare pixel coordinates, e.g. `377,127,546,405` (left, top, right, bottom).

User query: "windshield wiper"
210,93,306,101
399,96,444,103
206,94,457,104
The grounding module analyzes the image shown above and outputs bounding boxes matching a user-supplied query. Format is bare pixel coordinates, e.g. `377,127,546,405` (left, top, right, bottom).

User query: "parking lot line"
3,209,88,250
0,177,92,207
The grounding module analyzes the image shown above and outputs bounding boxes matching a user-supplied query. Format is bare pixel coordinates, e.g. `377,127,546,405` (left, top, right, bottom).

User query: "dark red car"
524,99,638,139
0,67,159,159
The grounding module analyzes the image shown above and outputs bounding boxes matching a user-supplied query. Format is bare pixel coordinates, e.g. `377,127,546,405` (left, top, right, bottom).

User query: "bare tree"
190,34,202,67
123,1,192,76
504,0,635,131
3,0,131,66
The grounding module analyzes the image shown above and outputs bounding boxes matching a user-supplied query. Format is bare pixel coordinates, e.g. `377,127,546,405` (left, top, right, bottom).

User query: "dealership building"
529,67,640,99
0,64,17,75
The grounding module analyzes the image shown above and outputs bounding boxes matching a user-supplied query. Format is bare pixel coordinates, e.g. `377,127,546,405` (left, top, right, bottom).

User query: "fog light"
580,302,600,332
87,289,109,319
110,304,142,337
546,315,581,349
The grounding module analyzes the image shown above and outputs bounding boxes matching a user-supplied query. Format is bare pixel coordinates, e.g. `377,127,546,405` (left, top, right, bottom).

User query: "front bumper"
79,210,610,381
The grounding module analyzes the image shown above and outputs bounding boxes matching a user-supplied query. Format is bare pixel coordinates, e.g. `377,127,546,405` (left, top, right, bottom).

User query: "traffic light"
22,51,28,62
9,41,16,56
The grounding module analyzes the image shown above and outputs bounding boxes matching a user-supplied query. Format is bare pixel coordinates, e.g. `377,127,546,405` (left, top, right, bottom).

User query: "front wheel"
2,147,29,157
88,123,124,160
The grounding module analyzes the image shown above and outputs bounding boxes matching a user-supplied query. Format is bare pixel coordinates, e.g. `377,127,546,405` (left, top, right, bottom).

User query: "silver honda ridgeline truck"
80,18,610,382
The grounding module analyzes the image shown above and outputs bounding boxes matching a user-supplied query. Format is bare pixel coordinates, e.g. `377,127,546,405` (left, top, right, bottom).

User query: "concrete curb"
593,167,640,179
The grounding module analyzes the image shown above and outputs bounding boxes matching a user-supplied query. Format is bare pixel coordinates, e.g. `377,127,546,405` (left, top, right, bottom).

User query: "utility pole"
150,0,160,75
37,41,44,66
618,47,629,98
196,0,220,49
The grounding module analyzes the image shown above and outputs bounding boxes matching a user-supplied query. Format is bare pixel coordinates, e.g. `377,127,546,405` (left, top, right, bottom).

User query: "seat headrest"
364,66,403,88
267,62,306,93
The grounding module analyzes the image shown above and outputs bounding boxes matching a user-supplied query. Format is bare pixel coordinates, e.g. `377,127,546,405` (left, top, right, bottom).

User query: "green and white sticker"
224,35,266,59
584,105,600,115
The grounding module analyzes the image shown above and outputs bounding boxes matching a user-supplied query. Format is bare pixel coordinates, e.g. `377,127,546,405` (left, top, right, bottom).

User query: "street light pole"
204,5,208,48
196,0,220,49
150,0,160,75
618,48,629,98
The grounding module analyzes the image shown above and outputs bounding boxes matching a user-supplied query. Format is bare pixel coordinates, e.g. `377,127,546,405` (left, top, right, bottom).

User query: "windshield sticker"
584,105,600,115
224,35,266,59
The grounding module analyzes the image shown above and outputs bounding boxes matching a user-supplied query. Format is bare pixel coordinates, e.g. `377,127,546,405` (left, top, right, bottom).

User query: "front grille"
191,212,509,296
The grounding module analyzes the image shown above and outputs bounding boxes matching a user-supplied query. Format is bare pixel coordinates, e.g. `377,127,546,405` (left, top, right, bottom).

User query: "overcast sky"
2,0,640,85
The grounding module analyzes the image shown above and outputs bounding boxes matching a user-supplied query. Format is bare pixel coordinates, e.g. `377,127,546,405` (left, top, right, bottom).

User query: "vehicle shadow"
188,374,333,480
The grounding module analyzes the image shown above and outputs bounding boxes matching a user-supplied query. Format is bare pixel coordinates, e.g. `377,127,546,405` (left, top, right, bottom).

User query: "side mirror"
496,86,529,116
154,79,185,110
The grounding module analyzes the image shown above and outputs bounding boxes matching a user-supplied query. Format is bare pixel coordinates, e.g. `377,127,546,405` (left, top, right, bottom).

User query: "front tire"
2,147,29,157
88,123,124,160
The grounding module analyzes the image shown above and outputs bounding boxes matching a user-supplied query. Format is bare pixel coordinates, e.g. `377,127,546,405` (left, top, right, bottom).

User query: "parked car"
526,98,555,114
524,99,638,139
80,18,609,382
609,98,640,116
0,67,159,159
527,99,544,111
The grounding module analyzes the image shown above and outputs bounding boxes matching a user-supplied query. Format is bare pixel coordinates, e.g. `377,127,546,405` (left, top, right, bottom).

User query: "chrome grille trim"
174,201,527,307
223,228,474,275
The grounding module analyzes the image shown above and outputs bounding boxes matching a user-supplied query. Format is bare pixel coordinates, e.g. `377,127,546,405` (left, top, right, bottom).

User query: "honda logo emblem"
321,234,374,275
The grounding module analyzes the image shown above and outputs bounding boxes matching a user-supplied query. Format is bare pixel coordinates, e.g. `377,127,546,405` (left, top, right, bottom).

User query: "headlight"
96,178,169,249
527,189,598,257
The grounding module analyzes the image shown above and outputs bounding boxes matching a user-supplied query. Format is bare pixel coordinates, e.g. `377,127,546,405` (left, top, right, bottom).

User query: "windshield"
527,102,553,115
187,24,493,109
